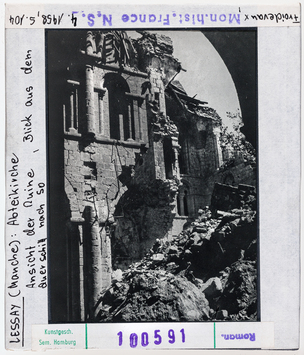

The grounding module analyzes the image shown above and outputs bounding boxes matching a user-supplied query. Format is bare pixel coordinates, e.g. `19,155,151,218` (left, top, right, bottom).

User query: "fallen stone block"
152,253,165,261
201,277,223,298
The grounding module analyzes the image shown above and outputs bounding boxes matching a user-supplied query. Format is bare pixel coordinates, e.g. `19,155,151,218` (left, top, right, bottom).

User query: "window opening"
64,81,80,133
183,190,189,216
178,134,188,174
196,130,207,149
163,137,175,179
103,73,134,141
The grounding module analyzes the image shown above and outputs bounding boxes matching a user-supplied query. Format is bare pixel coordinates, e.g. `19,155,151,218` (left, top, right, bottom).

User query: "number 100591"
117,329,185,348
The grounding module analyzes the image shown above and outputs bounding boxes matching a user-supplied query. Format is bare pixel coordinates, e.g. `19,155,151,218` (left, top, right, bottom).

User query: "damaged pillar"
171,136,180,180
178,191,185,216
78,223,85,322
152,134,166,180
97,90,106,136
101,225,112,289
213,126,223,169
86,32,95,136
86,206,103,319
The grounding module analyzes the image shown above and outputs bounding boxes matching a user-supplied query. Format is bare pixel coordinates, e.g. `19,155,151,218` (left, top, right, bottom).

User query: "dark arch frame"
202,29,257,149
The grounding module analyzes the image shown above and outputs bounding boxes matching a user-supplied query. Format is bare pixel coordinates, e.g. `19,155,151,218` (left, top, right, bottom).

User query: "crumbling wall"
63,45,153,313
112,178,179,270
216,163,256,187
58,29,258,322
215,115,256,187
210,183,256,212
133,31,181,84
111,32,183,270
165,92,224,211
95,193,258,323
112,112,181,270
64,138,143,296
64,141,144,223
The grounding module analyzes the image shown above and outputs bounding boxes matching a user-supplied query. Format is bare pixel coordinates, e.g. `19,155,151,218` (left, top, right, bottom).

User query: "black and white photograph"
47,29,258,324
4,3,301,351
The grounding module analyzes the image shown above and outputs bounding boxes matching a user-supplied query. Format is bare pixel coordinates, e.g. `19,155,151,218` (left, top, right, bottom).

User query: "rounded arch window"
103,73,135,141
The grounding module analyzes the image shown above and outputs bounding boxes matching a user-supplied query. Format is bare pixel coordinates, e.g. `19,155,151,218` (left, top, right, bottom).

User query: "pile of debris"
95,186,257,322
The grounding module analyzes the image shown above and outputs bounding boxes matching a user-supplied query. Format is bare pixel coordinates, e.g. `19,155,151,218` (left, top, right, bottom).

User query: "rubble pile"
95,186,257,323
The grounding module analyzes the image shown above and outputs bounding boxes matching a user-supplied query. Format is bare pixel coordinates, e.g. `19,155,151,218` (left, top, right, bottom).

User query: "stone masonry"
48,30,256,322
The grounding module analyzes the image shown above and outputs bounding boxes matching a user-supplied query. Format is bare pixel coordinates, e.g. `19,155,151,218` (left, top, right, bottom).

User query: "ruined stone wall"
112,178,178,270
215,163,256,187
64,140,143,222
62,31,183,274
174,116,222,215
62,52,155,318
50,29,257,322
111,57,181,270
64,62,150,221
164,91,224,215
186,117,219,175
64,131,144,313
210,183,256,212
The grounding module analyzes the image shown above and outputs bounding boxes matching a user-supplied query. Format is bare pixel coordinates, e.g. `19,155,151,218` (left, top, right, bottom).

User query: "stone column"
85,30,95,135
86,31,94,55
78,224,85,322
97,91,106,136
69,90,74,129
128,103,133,139
137,101,143,141
119,114,124,140
133,100,140,141
75,87,79,130
101,225,112,289
171,136,180,180
153,136,166,180
178,191,185,216
87,206,102,319
85,65,95,135
213,126,223,168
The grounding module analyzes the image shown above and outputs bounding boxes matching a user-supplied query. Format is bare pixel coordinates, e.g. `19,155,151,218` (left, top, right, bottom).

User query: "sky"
162,31,241,124
129,30,241,131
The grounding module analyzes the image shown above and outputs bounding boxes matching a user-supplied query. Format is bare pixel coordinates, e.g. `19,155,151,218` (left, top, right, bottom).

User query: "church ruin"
47,30,256,322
